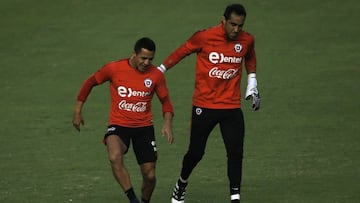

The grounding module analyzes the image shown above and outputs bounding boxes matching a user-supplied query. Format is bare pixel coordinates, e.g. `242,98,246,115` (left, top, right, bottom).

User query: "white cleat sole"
171,198,184,203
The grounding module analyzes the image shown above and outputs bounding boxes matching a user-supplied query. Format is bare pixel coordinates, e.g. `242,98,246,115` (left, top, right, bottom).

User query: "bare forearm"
74,100,84,114
163,112,173,124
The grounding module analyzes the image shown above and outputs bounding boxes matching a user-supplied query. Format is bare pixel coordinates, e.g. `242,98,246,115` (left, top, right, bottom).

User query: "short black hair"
134,37,156,54
223,4,246,20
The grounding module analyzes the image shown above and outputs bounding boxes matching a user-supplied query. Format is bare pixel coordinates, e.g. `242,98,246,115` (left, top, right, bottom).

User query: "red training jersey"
163,23,256,109
92,59,173,127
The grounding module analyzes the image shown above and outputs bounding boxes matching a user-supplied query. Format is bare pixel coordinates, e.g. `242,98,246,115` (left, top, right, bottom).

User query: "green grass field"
1,0,359,202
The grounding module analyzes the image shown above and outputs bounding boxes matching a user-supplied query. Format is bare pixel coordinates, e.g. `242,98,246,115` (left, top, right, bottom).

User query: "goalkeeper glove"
245,73,260,111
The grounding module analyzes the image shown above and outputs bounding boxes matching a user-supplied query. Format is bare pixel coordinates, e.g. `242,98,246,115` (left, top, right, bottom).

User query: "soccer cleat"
171,182,186,203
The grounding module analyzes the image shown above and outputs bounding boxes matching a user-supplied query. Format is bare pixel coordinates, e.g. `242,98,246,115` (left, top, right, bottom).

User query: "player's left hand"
246,91,260,111
245,73,260,111
161,124,174,144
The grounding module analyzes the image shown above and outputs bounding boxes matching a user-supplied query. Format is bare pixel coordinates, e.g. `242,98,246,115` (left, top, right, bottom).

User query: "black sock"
230,186,240,194
125,187,137,201
141,198,150,203
177,177,188,188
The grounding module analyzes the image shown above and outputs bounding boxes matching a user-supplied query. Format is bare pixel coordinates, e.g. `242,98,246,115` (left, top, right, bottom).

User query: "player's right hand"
72,113,84,132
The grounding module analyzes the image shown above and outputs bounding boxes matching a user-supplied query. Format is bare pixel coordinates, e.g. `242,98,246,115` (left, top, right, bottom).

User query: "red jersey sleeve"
77,63,114,102
163,30,204,69
155,74,174,115
245,36,257,73
77,75,99,102
93,63,113,84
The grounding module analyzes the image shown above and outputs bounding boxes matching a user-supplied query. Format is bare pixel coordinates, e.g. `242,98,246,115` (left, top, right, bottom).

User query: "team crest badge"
234,43,242,53
144,78,152,88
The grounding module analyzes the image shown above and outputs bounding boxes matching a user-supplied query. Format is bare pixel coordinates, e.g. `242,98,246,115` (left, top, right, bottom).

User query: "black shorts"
104,125,157,164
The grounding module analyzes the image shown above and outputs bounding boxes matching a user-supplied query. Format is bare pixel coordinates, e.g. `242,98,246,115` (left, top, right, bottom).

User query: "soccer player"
72,37,174,203
157,4,260,203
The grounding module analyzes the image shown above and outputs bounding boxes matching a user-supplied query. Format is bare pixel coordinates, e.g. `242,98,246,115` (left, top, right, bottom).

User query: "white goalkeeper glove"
157,64,166,73
245,73,260,111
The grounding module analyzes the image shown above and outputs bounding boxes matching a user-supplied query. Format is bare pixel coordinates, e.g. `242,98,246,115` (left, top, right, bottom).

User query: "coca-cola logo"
208,67,238,79
118,100,147,112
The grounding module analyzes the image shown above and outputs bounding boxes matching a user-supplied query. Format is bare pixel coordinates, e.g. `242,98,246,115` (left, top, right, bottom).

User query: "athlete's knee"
144,174,156,186
143,171,156,187
108,151,123,166
141,163,156,182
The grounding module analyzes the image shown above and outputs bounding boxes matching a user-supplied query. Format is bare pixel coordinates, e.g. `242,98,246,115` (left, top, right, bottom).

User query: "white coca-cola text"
208,67,238,79
118,100,147,112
